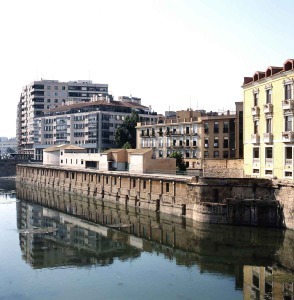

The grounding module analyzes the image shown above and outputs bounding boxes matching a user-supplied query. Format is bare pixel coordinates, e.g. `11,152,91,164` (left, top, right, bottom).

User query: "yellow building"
242,59,294,180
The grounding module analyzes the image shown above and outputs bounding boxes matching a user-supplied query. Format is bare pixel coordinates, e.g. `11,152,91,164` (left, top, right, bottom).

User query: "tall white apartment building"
17,79,108,158
33,95,157,161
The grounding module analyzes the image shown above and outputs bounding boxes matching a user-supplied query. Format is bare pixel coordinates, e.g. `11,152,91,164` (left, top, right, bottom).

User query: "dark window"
213,151,219,158
166,183,169,192
285,115,293,131
286,147,292,159
133,179,136,188
285,84,292,100
223,138,229,148
204,122,209,134
254,93,258,106
266,89,272,103
143,180,146,189
213,122,219,133
266,147,272,158
223,151,229,158
253,147,259,158
223,122,229,133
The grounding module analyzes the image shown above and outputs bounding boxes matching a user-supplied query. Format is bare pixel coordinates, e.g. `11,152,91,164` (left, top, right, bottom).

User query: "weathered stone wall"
16,164,294,229
203,159,244,178
272,180,294,230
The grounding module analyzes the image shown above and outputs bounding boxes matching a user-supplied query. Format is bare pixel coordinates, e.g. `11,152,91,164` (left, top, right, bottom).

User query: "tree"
115,111,139,148
170,151,187,172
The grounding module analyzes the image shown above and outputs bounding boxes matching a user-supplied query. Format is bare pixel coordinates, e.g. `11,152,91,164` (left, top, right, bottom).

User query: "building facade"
33,96,157,160
17,79,108,158
0,137,17,157
136,103,243,170
242,58,294,180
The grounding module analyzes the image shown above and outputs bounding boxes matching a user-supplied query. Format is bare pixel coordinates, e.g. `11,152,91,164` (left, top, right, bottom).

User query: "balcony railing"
263,103,273,114
251,133,260,144
265,158,273,165
253,158,260,164
251,106,260,117
285,159,292,166
282,99,294,110
282,131,294,142
263,133,273,143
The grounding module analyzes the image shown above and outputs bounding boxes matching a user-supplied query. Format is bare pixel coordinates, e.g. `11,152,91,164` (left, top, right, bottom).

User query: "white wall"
43,151,60,165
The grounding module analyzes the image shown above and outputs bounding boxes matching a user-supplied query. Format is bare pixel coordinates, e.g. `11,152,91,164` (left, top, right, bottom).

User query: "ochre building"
242,59,294,180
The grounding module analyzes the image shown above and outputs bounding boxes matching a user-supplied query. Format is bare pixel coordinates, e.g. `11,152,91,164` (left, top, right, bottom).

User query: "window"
214,137,219,148
186,139,190,146
223,151,229,158
204,151,209,158
106,177,108,184
133,179,136,188
286,147,292,160
285,115,293,131
265,147,273,159
204,122,209,134
166,183,169,193
47,86,51,90
223,122,229,133
223,137,229,148
204,138,209,148
185,150,190,158
214,122,219,133
47,99,51,103
266,118,272,133
193,138,197,146
186,126,190,134
62,86,66,90
213,151,219,158
159,150,163,157
253,147,259,158
266,89,272,104
114,177,117,185
254,120,259,134
143,180,146,189
285,84,292,100
54,99,58,103
253,93,258,106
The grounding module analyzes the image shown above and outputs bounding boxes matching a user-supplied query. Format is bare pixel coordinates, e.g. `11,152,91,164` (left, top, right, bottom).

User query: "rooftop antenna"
189,95,191,110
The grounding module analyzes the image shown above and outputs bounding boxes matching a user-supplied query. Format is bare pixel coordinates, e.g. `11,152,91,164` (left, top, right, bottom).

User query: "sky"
1,0,294,137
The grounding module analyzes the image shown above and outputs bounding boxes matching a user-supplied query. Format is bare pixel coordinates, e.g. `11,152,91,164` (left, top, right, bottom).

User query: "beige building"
242,58,294,180
17,79,108,158
34,95,157,161
136,103,243,170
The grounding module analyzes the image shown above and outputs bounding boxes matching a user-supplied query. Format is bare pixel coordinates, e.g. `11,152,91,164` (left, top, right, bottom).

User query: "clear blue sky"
1,0,294,137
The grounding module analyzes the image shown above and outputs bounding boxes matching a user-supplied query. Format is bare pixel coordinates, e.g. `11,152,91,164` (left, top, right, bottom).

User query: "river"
0,180,293,300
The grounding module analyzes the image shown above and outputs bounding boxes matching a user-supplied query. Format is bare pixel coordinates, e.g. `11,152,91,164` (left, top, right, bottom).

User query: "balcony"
263,103,273,114
253,158,260,164
265,158,273,165
251,106,260,117
282,99,294,110
251,133,260,144
285,159,293,167
263,133,273,143
282,131,294,142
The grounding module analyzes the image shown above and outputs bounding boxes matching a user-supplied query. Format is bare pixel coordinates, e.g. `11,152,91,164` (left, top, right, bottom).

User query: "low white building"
43,144,176,174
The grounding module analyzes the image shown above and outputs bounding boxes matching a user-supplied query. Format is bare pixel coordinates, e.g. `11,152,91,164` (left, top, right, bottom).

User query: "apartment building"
136,103,243,170
17,79,108,158
242,58,294,180
33,95,157,160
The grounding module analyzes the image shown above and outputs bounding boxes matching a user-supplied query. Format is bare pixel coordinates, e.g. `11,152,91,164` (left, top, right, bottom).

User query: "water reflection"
15,184,294,299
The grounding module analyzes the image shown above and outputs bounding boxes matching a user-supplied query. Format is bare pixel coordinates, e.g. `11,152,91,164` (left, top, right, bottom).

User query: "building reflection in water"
16,184,294,299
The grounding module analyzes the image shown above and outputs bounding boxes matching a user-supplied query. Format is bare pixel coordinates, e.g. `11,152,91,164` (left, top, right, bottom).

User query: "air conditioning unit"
205,144,208,148
214,143,218,147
